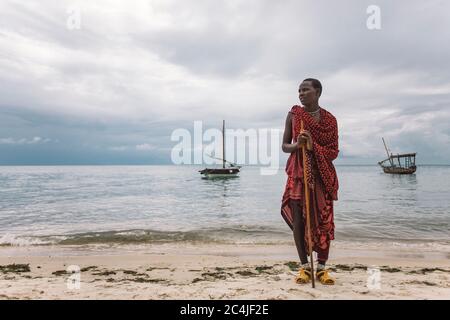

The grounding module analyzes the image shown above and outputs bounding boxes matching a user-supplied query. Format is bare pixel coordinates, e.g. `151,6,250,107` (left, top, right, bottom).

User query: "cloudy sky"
1,0,449,165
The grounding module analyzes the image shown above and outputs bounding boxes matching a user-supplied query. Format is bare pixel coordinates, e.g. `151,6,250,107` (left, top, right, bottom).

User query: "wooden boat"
378,138,417,174
199,120,241,178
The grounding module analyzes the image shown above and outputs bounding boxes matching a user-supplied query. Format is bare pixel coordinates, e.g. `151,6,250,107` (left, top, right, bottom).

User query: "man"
281,78,339,285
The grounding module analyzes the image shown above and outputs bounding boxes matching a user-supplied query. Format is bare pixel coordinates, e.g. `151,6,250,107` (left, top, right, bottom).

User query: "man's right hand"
296,134,307,149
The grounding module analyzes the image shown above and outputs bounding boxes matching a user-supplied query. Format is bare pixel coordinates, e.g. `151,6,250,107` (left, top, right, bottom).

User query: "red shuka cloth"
281,105,339,255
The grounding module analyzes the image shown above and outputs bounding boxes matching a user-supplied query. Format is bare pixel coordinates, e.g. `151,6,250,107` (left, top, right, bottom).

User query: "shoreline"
1,242,449,300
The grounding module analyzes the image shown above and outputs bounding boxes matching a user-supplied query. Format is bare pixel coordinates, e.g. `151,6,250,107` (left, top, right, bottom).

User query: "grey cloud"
138,30,263,77
1,0,450,164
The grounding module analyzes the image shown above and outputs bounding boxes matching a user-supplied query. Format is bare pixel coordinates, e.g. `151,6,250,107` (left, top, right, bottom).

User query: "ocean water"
0,165,449,247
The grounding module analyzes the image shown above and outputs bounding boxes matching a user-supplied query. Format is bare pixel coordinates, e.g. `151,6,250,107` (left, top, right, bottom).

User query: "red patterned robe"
281,105,339,258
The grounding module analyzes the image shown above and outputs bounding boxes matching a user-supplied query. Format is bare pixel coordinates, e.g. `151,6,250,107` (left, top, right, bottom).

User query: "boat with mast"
199,120,241,178
378,137,417,174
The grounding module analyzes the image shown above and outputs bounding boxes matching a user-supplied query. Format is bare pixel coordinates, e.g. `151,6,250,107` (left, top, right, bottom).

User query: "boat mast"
382,137,394,166
222,120,225,169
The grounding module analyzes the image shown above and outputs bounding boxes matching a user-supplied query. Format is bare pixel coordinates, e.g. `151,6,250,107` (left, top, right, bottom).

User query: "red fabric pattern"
293,106,339,200
280,105,339,257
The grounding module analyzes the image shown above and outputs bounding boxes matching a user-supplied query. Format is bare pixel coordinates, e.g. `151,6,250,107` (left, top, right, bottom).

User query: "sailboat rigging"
199,120,241,178
378,137,417,174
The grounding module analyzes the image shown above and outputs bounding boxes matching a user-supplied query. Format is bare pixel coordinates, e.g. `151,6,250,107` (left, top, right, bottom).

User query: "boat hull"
381,166,416,174
199,168,240,178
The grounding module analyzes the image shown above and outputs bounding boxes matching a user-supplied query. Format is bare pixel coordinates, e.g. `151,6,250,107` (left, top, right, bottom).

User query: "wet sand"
1,242,449,300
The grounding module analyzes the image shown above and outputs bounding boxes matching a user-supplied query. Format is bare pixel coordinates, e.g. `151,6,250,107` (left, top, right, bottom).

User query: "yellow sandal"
294,267,311,284
316,269,335,285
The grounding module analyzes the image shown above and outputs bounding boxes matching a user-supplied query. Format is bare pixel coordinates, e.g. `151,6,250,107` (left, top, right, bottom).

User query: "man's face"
299,81,319,106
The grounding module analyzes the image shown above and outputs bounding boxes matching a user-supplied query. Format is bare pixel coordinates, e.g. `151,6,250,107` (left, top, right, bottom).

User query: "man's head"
299,78,322,106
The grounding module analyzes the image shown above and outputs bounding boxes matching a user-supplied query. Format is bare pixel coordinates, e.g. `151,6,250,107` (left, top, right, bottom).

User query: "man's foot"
316,269,335,285
294,267,311,284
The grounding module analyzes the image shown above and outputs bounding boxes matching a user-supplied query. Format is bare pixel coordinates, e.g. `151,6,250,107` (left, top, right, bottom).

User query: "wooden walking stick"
300,120,315,288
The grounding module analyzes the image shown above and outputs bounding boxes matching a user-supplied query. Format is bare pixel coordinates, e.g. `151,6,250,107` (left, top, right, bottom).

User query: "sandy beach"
1,241,449,300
